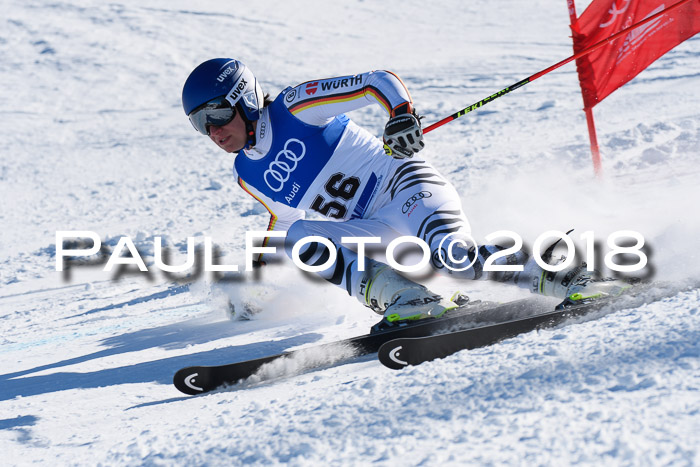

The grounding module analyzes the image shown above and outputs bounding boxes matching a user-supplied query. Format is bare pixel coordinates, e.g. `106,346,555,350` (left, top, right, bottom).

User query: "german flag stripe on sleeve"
289,85,392,116
238,178,278,233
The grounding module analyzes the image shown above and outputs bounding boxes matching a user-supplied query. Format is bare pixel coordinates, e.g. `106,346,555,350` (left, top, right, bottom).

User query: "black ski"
377,283,675,369
173,296,556,395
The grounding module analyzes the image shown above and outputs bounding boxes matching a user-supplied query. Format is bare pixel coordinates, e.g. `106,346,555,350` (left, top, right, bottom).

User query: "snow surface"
2,0,699,465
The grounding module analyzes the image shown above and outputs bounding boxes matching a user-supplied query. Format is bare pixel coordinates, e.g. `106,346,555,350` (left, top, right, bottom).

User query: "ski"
173,296,554,395
173,282,681,394
377,282,678,369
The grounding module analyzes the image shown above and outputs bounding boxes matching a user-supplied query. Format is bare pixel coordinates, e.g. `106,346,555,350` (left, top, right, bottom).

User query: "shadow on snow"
0,316,324,401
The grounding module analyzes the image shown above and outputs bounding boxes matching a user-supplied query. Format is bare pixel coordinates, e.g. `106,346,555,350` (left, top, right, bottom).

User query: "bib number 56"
310,173,360,219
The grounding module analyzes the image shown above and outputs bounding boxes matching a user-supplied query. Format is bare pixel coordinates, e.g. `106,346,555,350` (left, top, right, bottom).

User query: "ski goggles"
188,96,237,135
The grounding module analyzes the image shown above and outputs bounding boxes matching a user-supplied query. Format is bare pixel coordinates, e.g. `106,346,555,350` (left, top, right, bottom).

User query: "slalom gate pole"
568,0,603,175
422,0,694,135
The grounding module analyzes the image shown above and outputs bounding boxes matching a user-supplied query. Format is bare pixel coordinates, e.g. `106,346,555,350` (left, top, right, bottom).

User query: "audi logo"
402,191,432,213
264,138,306,192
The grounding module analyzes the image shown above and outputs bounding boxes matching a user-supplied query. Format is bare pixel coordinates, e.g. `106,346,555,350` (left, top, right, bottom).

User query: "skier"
181,58,629,324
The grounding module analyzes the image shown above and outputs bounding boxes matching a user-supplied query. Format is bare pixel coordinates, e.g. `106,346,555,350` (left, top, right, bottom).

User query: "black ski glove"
383,112,424,159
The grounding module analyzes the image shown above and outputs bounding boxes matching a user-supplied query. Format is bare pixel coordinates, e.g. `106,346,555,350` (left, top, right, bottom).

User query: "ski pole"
422,0,694,135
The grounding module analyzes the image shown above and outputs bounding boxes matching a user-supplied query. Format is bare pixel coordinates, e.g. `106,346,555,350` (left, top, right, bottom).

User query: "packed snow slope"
2,0,699,465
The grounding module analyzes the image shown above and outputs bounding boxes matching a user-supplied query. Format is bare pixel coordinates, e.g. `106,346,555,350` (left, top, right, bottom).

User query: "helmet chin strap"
236,103,257,150
244,119,256,150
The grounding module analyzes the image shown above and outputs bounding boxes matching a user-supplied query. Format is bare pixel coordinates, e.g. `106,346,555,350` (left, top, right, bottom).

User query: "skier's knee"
284,220,337,266
429,242,478,276
429,243,528,282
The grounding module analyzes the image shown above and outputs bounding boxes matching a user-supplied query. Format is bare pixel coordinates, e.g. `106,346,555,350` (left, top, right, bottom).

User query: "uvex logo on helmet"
226,78,248,104
217,66,235,83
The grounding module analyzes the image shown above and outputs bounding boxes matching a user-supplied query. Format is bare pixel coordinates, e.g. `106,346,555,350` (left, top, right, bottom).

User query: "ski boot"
524,259,634,309
362,263,459,332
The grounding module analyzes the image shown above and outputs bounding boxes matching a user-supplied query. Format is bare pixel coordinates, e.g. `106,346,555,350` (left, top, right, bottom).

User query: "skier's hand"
383,112,424,159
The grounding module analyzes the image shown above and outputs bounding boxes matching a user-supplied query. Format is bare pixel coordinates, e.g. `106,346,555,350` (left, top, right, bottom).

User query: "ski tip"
378,341,410,370
173,368,208,396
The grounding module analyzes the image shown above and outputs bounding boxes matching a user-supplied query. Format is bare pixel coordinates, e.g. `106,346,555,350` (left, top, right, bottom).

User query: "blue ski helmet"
182,58,264,124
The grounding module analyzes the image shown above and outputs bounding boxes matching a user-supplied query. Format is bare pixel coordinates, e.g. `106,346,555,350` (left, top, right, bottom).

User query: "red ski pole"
423,0,694,135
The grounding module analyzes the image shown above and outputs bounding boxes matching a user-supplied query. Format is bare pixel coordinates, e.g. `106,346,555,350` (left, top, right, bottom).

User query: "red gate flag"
572,0,700,109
